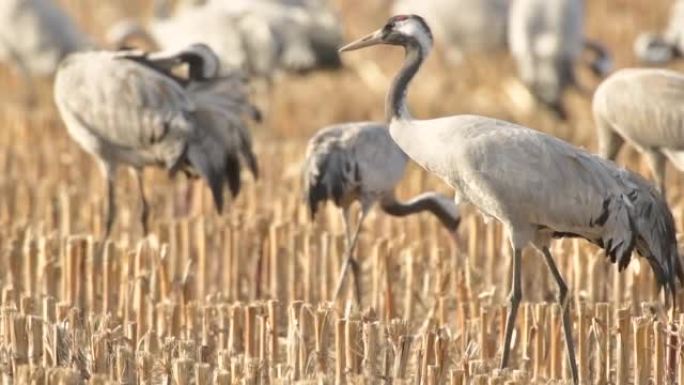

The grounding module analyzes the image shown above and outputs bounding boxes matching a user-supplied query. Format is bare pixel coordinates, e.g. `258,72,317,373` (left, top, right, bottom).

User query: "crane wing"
55,51,195,155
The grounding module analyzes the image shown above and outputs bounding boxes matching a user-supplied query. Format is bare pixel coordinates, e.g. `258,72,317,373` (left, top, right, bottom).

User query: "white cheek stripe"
396,19,432,54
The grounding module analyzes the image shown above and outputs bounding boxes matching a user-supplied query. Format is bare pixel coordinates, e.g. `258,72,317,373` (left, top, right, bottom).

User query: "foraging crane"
303,121,461,303
107,0,278,78
508,0,612,119
339,15,683,384
0,0,90,97
205,0,343,71
634,0,684,64
392,0,508,63
54,44,259,238
593,68,684,196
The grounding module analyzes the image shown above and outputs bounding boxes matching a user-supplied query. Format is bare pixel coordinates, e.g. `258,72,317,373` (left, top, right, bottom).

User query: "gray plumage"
634,0,684,64
340,15,682,385
392,0,508,63
0,0,90,102
206,0,343,72
593,68,684,197
107,0,278,78
0,0,90,76
53,44,259,237
302,121,460,302
508,0,612,119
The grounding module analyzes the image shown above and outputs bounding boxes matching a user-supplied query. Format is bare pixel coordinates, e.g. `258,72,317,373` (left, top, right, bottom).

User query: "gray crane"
340,15,683,384
54,44,259,237
634,0,684,64
206,0,343,72
593,67,684,196
508,0,612,119
107,0,279,79
392,0,508,63
303,121,461,303
0,0,90,99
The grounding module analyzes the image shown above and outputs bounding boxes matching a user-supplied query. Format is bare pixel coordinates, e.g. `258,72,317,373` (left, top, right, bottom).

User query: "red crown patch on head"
394,15,409,21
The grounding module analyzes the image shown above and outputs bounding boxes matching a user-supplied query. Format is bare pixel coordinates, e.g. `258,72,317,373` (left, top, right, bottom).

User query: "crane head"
634,32,678,65
147,43,221,81
338,14,433,53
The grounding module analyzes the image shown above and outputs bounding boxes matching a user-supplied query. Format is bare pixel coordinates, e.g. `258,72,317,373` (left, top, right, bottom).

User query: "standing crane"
303,121,461,303
508,0,612,119
634,0,684,64
593,68,684,196
392,0,508,63
0,0,90,100
339,15,683,384
54,44,259,238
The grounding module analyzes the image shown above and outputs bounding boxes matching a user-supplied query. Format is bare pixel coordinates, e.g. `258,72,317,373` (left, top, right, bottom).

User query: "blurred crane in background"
634,0,684,64
205,0,344,72
54,44,259,238
109,0,343,79
107,0,278,78
0,0,91,102
593,68,684,196
392,0,509,63
303,121,461,303
508,0,612,119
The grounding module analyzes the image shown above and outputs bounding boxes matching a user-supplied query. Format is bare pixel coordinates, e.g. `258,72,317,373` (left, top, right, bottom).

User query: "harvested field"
0,0,684,384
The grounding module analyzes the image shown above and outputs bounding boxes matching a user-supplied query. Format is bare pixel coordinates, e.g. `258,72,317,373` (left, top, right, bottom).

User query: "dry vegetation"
1,0,684,384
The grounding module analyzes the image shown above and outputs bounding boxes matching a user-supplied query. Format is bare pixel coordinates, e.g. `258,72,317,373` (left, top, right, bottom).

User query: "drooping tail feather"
186,136,228,212
599,173,684,292
180,72,259,212
185,106,254,212
225,152,242,197
629,184,684,290
302,140,357,218
187,76,259,181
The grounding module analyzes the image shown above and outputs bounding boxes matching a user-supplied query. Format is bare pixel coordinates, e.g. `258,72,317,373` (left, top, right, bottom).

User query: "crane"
0,0,90,100
107,0,279,79
54,44,259,238
109,0,343,78
339,15,683,384
302,121,461,303
593,67,684,196
634,0,684,64
392,0,508,63
508,0,612,119
205,0,343,72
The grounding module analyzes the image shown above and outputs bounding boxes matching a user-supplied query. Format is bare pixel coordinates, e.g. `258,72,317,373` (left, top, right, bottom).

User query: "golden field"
0,0,683,384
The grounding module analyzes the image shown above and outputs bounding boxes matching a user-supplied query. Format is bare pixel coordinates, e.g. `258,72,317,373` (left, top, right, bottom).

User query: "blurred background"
1,0,680,144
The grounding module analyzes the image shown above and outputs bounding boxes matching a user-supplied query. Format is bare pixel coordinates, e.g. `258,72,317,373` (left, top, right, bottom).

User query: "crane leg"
135,169,150,236
103,167,117,240
595,116,623,161
500,248,522,370
644,150,666,196
333,209,366,305
541,246,579,385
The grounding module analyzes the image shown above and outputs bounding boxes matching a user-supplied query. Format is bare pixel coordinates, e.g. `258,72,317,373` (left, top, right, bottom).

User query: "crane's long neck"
386,43,425,122
380,192,460,231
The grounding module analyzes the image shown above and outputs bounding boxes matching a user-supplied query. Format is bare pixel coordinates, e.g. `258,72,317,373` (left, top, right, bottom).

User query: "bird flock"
3,0,684,384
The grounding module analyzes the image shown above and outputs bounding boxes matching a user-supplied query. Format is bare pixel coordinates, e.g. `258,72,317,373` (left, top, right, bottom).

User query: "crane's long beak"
339,29,384,53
